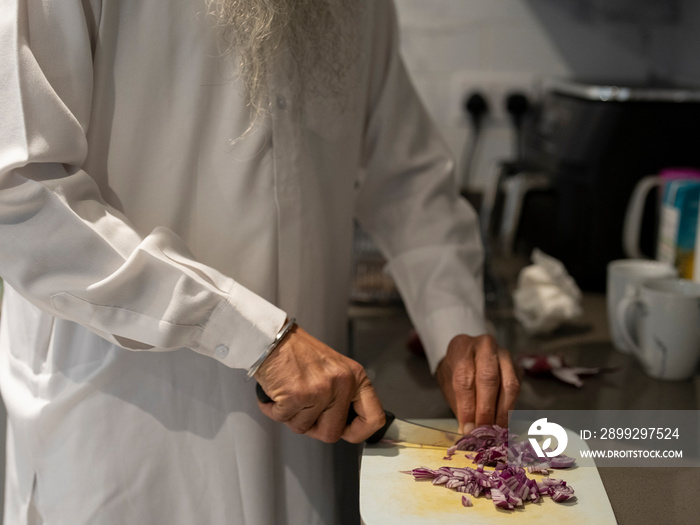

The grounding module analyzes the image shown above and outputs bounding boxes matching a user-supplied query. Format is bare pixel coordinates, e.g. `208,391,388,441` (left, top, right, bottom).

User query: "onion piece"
551,485,576,503
549,455,576,469
401,467,438,480
432,474,450,485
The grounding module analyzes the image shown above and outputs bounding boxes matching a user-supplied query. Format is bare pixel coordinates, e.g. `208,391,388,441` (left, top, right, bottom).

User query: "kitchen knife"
255,382,463,447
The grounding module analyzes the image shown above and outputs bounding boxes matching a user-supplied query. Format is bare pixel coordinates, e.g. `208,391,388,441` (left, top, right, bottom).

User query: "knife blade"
378,417,464,448
255,382,463,447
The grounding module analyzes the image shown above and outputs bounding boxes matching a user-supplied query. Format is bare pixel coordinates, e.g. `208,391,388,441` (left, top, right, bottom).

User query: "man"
0,0,519,523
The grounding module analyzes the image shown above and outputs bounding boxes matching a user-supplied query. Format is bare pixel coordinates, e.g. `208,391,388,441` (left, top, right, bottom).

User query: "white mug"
622,172,700,260
616,278,700,381
606,259,678,353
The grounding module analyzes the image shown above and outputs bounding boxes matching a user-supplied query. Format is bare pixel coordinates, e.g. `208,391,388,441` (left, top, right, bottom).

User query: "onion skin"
518,353,604,388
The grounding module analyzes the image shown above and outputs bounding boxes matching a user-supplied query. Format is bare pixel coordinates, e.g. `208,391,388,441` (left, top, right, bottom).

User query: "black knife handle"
255,382,394,444
366,409,395,444
255,381,274,404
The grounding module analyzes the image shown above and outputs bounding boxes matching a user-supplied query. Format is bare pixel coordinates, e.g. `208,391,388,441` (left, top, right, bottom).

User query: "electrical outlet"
450,71,540,127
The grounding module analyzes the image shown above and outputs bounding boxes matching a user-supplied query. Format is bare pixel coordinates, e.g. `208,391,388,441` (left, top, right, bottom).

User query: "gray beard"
207,0,359,118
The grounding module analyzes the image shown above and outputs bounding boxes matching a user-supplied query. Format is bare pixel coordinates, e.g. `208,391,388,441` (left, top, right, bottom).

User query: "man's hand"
436,334,520,434
254,324,385,444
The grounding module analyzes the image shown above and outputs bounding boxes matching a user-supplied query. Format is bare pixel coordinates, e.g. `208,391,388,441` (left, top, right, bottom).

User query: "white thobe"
0,0,485,523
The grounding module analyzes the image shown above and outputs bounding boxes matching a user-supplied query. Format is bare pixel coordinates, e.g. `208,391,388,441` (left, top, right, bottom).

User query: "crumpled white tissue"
512,249,583,334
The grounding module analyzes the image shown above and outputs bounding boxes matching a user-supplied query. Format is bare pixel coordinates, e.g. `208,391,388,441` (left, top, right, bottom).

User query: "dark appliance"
517,78,700,290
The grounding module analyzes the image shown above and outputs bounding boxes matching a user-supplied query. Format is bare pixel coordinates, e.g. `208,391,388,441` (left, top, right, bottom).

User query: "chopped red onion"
402,425,578,511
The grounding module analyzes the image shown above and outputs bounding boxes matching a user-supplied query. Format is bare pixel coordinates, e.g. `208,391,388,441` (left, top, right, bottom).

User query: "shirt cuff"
197,281,287,370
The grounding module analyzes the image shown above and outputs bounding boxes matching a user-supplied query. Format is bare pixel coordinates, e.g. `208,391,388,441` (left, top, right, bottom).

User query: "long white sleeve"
0,0,286,369
356,0,486,373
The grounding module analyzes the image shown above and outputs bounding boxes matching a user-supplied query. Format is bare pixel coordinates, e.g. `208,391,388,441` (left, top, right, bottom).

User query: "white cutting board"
360,419,616,525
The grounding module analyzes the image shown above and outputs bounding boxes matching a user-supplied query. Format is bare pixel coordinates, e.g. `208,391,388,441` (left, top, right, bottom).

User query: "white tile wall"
394,0,697,191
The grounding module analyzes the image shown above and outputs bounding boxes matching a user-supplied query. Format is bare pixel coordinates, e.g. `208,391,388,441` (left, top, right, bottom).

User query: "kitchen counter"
350,255,700,524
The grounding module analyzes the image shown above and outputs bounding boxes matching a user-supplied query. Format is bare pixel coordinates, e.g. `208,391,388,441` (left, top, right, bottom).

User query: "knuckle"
448,334,472,353
476,333,498,348
476,367,500,387
333,369,355,389
307,386,326,404
333,367,365,398
453,369,476,391
485,333,498,346
300,381,329,406
347,358,365,374
451,333,497,349
503,377,521,397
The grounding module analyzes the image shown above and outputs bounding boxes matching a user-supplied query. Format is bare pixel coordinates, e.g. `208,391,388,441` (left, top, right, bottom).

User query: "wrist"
247,317,296,379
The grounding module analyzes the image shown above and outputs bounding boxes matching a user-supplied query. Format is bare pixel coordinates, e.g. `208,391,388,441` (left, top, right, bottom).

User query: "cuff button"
215,344,229,359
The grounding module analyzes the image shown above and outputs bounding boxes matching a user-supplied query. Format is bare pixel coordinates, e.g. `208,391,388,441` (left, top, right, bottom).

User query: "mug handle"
622,175,662,259
615,289,644,358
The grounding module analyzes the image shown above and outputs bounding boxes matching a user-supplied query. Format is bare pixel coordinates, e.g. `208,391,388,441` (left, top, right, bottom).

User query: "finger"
449,354,477,435
303,394,354,443
284,404,328,435
257,390,294,423
437,367,458,419
495,347,520,427
340,382,385,444
257,392,324,434
473,337,501,427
